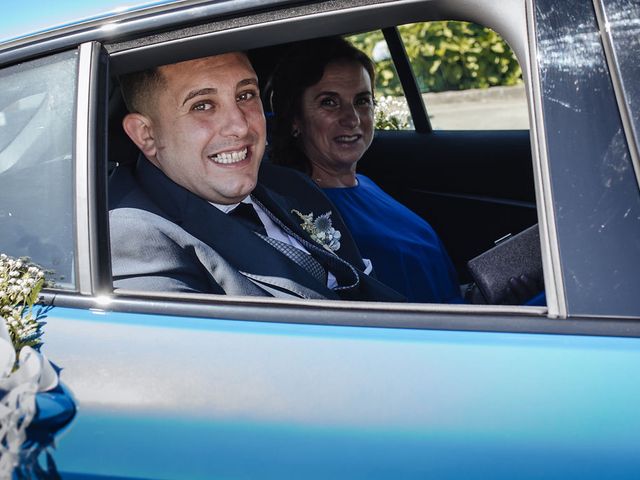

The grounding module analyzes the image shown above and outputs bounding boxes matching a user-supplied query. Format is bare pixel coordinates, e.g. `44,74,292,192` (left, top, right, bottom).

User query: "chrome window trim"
106,0,529,75
0,0,370,69
0,1,294,58
592,0,640,191
107,0,425,74
75,42,102,295
41,291,640,336
105,288,550,322
524,0,566,319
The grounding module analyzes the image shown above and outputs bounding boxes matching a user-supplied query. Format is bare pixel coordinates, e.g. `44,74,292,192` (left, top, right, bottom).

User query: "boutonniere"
291,209,342,252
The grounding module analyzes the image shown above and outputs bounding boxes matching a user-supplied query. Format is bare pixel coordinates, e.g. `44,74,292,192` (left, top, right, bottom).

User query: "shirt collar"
209,195,253,214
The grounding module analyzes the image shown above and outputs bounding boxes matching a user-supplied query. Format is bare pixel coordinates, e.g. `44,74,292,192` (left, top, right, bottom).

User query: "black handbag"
466,224,543,304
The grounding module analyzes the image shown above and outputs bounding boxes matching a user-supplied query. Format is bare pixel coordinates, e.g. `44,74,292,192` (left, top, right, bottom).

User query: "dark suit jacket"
109,157,404,302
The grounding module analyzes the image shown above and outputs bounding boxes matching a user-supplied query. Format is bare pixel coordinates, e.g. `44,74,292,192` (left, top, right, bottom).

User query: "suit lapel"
252,184,361,291
185,202,339,298
257,163,367,270
135,158,338,299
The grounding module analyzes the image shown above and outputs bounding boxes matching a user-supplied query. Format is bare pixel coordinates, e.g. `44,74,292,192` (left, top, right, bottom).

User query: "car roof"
0,0,182,44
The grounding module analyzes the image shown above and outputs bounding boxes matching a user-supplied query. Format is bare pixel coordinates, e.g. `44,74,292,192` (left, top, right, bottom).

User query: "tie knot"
229,202,267,235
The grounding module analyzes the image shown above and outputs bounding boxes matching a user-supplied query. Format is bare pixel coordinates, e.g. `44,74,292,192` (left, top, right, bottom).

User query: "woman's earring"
292,128,300,138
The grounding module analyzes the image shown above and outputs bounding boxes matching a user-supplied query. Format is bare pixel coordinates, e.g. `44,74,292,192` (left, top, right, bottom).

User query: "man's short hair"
119,67,165,114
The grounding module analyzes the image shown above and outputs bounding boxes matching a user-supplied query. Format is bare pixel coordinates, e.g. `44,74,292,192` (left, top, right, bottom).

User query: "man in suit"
110,52,404,301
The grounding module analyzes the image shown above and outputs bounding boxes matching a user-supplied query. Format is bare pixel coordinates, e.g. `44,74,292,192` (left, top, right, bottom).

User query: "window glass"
536,0,640,316
0,51,77,288
347,32,413,130
601,0,640,185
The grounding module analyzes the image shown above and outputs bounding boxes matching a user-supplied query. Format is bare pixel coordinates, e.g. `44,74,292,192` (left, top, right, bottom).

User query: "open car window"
348,22,528,132
105,23,543,309
399,21,528,131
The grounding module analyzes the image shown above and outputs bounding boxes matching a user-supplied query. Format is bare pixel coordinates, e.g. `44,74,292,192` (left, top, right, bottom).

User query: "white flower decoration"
0,254,58,476
292,210,342,252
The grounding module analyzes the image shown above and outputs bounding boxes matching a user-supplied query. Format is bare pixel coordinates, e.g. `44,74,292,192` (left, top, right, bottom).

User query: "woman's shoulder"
355,174,377,188
354,174,434,226
259,163,326,202
356,174,393,195
355,174,399,203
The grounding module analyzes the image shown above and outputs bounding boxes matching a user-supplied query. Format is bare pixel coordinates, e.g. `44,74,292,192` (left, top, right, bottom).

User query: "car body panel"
44,305,640,478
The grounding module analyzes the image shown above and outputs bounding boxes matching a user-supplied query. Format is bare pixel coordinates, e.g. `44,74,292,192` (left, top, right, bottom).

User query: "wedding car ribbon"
0,319,59,475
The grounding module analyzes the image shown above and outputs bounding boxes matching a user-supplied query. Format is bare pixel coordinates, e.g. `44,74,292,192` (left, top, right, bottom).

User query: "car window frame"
53,3,564,322
69,41,111,297
380,26,432,133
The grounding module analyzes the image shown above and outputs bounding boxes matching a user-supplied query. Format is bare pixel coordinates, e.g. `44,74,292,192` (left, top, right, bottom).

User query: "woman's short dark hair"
267,36,375,174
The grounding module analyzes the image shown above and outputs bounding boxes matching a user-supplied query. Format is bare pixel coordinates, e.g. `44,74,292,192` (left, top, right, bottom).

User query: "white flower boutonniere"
292,209,342,252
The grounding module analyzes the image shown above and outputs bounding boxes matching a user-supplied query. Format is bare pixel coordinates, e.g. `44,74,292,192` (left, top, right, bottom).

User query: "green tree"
350,21,522,97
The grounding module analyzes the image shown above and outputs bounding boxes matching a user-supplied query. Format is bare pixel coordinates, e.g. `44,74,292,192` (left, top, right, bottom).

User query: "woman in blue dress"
267,37,463,303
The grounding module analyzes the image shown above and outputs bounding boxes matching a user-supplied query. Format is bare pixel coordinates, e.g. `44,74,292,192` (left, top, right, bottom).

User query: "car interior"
104,4,542,305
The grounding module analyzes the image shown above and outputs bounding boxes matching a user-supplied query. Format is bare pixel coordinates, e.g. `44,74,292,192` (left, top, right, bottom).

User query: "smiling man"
109,52,404,301
121,54,265,205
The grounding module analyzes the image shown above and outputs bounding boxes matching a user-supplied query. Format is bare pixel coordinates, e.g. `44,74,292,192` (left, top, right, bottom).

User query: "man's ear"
122,113,157,158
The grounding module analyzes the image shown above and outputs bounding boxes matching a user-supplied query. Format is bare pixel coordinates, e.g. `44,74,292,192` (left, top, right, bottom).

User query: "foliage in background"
349,21,522,98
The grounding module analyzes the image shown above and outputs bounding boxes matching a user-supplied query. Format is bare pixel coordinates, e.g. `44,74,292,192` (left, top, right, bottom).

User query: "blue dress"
323,175,463,303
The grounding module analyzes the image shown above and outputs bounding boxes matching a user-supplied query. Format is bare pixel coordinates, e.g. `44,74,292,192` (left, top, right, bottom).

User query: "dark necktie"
258,234,327,285
229,202,327,285
229,202,267,235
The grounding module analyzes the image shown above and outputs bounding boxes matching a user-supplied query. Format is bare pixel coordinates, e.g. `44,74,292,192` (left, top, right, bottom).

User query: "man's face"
139,53,266,204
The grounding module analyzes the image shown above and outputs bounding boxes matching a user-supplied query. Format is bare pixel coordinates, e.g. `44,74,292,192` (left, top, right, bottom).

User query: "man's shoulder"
259,162,315,188
258,163,330,208
108,160,164,216
109,207,188,255
109,161,141,207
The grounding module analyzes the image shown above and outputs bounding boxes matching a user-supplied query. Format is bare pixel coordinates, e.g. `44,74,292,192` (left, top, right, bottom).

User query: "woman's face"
295,60,374,175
